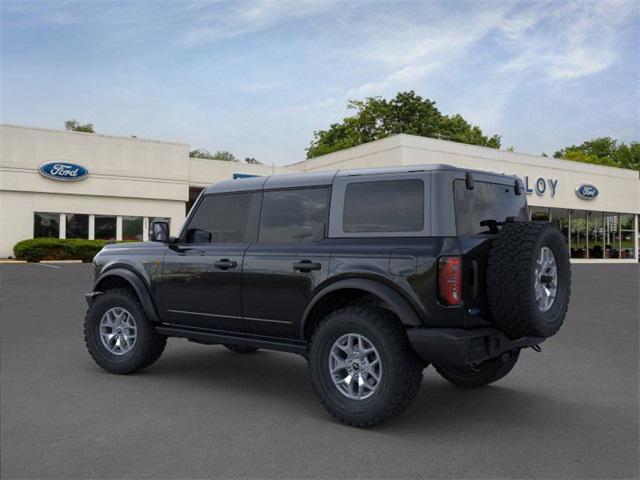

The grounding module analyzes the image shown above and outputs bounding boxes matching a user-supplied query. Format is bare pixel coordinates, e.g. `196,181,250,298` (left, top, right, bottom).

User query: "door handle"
214,259,238,270
293,260,321,272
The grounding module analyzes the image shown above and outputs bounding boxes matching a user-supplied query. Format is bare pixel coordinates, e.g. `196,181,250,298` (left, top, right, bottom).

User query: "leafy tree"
64,119,94,133
189,149,239,162
244,157,262,165
554,137,640,171
189,149,215,159
212,150,238,162
306,91,501,158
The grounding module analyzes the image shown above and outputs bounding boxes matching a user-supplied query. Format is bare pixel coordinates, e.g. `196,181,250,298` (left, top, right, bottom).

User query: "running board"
156,324,309,356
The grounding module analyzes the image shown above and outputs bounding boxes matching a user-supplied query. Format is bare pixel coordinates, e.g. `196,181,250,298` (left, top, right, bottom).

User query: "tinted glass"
95,216,117,240
66,214,89,239
343,180,424,233
259,188,329,243
34,212,59,238
185,193,259,243
122,216,143,241
454,180,528,235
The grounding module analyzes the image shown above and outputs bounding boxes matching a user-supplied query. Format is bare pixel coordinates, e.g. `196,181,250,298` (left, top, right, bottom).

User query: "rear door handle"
214,259,238,270
293,260,321,272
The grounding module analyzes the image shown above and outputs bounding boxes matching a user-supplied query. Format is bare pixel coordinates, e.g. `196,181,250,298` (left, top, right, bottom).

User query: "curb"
39,260,84,264
0,259,27,264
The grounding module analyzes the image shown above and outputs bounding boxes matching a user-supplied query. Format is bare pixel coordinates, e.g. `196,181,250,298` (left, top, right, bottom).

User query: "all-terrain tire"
309,306,423,427
84,288,167,374
223,344,259,354
434,349,520,388
487,222,571,339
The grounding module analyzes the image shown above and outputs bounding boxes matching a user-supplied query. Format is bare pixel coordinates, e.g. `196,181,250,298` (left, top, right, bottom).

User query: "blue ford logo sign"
39,161,89,182
575,183,598,200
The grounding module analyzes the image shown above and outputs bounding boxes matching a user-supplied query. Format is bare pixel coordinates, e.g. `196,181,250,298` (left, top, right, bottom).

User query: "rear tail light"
438,256,462,305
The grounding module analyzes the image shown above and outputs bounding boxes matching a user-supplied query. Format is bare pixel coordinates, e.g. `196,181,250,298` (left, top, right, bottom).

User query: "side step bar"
156,324,309,356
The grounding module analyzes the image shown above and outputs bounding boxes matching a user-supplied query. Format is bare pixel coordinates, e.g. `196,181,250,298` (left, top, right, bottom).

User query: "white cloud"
347,63,440,97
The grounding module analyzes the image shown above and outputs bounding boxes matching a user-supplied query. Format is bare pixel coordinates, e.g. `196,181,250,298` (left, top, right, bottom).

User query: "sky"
1,0,639,166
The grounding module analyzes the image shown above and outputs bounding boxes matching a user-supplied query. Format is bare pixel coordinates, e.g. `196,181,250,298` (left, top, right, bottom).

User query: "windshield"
454,179,528,235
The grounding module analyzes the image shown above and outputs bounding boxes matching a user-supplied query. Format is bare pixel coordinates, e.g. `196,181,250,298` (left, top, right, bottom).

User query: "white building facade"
1,125,638,262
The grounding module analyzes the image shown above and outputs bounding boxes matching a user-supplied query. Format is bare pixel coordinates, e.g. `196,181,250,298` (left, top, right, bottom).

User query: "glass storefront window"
95,215,117,240
34,212,60,238
530,206,550,221
550,209,569,243
587,212,604,259
122,216,143,241
620,214,636,259
570,210,587,258
66,214,89,239
603,213,620,259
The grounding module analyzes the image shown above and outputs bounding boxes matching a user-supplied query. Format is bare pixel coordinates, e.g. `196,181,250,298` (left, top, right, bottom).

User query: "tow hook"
530,344,542,353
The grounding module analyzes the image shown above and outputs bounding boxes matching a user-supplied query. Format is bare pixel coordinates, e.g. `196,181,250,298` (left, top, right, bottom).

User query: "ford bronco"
84,165,571,426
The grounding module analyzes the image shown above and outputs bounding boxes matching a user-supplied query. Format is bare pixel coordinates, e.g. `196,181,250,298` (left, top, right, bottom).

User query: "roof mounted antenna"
465,172,474,190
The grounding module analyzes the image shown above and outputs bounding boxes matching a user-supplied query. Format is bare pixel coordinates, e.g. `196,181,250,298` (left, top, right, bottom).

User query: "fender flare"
300,278,422,338
93,267,160,323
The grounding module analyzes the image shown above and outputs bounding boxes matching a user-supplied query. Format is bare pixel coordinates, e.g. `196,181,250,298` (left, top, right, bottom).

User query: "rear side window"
454,180,528,235
259,188,329,243
343,179,424,233
184,193,260,243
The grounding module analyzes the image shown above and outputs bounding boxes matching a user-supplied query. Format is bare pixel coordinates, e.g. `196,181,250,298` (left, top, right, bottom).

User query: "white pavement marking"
35,263,61,269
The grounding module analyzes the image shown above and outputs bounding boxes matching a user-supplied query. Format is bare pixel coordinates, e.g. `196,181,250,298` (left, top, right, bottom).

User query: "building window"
550,208,569,243
95,215,117,241
570,210,587,258
259,188,329,243
122,216,143,241
603,213,620,259
588,211,604,259
620,214,636,259
530,206,550,221
34,212,60,238
66,214,89,239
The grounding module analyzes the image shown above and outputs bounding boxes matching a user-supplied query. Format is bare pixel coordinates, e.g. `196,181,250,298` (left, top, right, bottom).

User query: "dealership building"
1,124,638,262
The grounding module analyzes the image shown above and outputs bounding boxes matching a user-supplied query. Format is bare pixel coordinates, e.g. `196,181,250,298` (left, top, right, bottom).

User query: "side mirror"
150,221,170,243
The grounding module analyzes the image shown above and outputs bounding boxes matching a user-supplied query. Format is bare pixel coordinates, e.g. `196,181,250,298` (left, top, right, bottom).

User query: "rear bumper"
407,327,543,367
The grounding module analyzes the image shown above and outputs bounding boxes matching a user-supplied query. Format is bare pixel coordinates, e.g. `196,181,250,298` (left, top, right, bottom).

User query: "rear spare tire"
487,222,571,339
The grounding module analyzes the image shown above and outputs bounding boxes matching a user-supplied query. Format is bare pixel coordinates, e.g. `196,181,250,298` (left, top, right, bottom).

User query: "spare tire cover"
487,222,571,339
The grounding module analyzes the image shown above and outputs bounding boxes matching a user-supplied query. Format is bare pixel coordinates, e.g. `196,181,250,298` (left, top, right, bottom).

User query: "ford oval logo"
575,183,598,200
39,161,89,182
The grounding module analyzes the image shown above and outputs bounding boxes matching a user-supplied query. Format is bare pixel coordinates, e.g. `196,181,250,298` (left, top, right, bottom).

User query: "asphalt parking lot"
1,263,638,479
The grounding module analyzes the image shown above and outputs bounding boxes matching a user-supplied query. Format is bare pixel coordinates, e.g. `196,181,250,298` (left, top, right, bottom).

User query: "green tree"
244,157,262,165
189,149,239,162
554,137,640,171
64,119,94,133
306,91,501,158
212,150,238,162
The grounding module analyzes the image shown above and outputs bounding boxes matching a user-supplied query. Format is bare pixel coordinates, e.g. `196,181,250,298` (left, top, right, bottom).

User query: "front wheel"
434,350,520,388
309,306,423,427
84,288,167,374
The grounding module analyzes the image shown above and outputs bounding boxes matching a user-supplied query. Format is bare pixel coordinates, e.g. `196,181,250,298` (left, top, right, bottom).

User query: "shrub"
13,238,112,262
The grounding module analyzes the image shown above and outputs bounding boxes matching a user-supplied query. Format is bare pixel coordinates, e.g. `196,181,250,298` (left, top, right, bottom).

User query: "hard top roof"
203,163,518,194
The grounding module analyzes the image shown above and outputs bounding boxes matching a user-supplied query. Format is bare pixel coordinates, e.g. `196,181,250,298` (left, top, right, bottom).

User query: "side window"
184,193,260,244
259,188,329,243
343,179,424,233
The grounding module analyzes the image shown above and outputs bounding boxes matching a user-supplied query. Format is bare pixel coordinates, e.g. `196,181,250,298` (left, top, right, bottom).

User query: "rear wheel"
309,306,423,427
434,350,520,388
84,288,166,374
223,344,259,354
